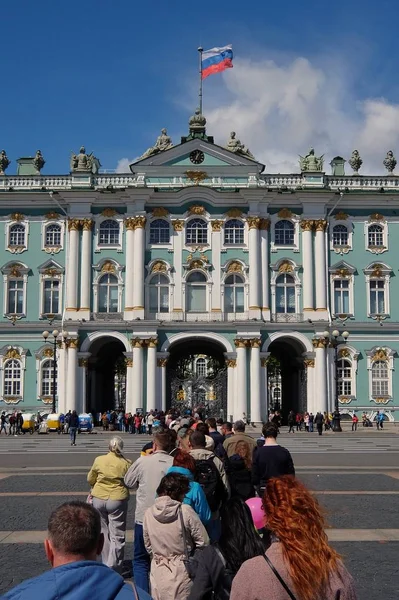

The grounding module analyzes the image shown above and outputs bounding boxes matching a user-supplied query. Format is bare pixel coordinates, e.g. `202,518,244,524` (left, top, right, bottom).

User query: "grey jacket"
124,451,174,524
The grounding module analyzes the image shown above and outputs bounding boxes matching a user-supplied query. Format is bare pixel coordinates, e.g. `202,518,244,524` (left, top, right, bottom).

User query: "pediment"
38,259,64,274
130,139,264,173
329,260,356,274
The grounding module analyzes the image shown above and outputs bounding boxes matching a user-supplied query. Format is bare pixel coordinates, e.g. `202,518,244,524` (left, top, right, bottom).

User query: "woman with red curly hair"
230,476,357,600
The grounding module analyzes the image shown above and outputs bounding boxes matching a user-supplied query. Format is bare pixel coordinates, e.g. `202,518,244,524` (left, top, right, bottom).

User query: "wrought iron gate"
168,366,227,419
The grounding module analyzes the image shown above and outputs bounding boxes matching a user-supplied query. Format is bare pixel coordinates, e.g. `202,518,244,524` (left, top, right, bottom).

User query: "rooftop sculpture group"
299,148,324,172
70,146,101,174
225,131,255,159
140,129,174,160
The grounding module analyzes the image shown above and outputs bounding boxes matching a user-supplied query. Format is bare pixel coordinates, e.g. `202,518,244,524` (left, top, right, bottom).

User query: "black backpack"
194,455,227,512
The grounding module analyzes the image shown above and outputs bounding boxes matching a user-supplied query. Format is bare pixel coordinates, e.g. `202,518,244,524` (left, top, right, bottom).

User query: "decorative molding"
246,216,261,229
9,264,22,278
172,219,184,231
151,261,167,273
227,260,243,274
4,348,21,360
188,204,206,215
101,261,116,273
226,208,242,218
4,397,21,405
333,267,350,277
339,397,352,404
370,263,384,278
334,211,348,221
371,349,388,362
211,220,223,232
338,348,351,358
68,219,81,231
278,260,293,274
10,213,24,222
45,212,60,220
304,358,315,368
374,397,390,405
152,207,169,217
101,208,117,217
300,220,314,231
185,172,208,185
42,397,53,405
259,218,271,230
277,208,292,219
43,347,54,358
44,268,61,277
188,259,204,270
369,213,384,222
314,219,327,231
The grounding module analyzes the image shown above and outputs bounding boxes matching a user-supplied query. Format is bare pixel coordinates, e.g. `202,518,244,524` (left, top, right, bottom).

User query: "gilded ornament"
338,348,350,358
125,218,135,230
369,213,384,222
42,397,53,405
44,268,60,277
334,268,350,277
259,218,270,230
152,207,169,217
125,358,133,367
101,261,116,273
101,208,117,217
277,208,293,219
189,259,203,269
260,358,269,367
334,211,348,221
278,261,293,274
78,358,88,367
300,220,314,232
226,359,237,368
315,220,327,232
371,349,387,362
374,397,389,404
45,212,60,220
207,391,216,401
186,253,193,261
68,219,81,231
157,358,168,367
249,338,262,348
131,337,144,349
4,397,20,404
10,213,25,222
177,389,186,401
234,338,247,348
188,204,206,215
339,397,352,404
227,260,243,274
69,338,80,350
133,216,147,229
371,264,383,278
312,338,327,349
147,338,158,348
246,216,261,229
211,220,223,232
151,261,167,273
9,264,22,278
4,348,21,360
185,172,208,184
172,220,184,231
200,253,209,263
43,348,54,358
304,359,315,368
81,219,93,231
226,208,243,218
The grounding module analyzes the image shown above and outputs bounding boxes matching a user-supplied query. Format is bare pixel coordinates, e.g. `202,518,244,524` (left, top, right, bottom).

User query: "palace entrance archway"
86,337,126,415
166,338,227,419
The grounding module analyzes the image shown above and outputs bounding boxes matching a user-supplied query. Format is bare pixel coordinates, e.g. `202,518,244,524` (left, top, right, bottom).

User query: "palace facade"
0,113,398,422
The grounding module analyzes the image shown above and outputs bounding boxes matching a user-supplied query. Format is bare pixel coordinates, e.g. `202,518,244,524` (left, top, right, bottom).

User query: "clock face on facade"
189,150,205,164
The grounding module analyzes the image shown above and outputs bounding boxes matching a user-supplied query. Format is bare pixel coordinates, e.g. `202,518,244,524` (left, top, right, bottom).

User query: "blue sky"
2,0,399,173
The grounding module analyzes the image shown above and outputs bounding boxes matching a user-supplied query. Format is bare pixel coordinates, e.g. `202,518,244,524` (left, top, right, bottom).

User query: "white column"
260,219,270,318
124,354,134,414
57,345,67,415
146,338,157,412
158,357,168,413
132,217,146,318
172,220,183,315
235,339,248,421
66,339,79,412
313,339,328,413
314,220,327,310
304,358,315,414
79,219,93,313
78,358,87,414
301,220,314,310
250,339,262,423
66,220,80,311
124,219,135,317
247,218,261,316
211,221,222,317
132,339,144,411
226,357,236,422
260,356,269,422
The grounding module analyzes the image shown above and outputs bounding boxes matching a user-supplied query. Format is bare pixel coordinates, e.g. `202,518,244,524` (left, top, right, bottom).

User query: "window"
337,359,352,396
149,219,170,244
224,274,245,313
99,220,120,245
186,272,207,312
98,273,119,313
334,279,350,314
224,219,244,245
372,361,389,396
333,225,348,247
275,274,295,313
368,224,384,248
9,224,25,247
275,220,294,245
149,274,169,313
186,219,208,245
41,359,57,397
3,359,21,396
45,224,62,247
196,358,207,377
370,279,385,314
7,279,24,314
43,280,60,314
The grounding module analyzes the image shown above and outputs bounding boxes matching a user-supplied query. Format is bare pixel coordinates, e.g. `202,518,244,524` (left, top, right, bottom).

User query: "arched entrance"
86,336,127,414
166,338,227,419
267,336,308,418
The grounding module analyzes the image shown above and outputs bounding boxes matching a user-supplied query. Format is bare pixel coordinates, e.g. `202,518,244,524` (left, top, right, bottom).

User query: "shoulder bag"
263,554,297,600
179,506,201,579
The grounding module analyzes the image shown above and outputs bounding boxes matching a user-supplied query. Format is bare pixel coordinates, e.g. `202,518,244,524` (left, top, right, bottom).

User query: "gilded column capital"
125,357,133,367
300,219,314,232
147,337,158,348
226,358,237,368
69,338,80,350
314,219,327,232
78,358,88,367
131,337,144,349
312,338,327,349
211,220,224,232
260,357,269,367
68,218,81,231
259,218,270,230
157,358,168,367
81,218,94,231
172,219,184,231
249,338,262,348
125,217,136,231
133,216,147,229
246,216,261,230
234,338,248,348
303,358,315,368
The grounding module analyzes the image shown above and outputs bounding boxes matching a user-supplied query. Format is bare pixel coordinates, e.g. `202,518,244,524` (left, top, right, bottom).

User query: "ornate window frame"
6,217,30,254
34,345,58,404
270,259,301,315
42,219,65,254
147,217,172,248
366,347,395,404
0,345,27,404
93,259,124,313
329,261,356,318
223,218,246,247
1,261,29,319
145,259,173,317
364,262,392,319
364,214,388,254
336,345,359,405
94,214,124,253
38,260,64,319
330,216,353,254
183,268,211,314
184,216,210,248
270,209,300,253
221,260,249,317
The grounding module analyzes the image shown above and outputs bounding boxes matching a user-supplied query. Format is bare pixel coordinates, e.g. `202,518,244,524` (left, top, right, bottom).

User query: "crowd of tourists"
5,415,358,600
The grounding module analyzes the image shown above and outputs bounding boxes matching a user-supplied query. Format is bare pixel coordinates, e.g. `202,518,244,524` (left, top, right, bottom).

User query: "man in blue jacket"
4,501,151,600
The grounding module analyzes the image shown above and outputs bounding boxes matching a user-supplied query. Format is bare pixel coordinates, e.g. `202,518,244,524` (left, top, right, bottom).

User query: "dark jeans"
133,523,150,592
69,427,77,444
352,422,358,431
147,425,152,435
317,424,323,435
288,424,295,433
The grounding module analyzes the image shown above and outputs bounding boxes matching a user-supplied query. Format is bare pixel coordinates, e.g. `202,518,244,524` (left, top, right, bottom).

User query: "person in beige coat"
143,473,209,600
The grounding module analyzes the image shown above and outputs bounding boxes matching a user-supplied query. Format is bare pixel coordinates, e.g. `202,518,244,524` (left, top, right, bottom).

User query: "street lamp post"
322,329,349,432
42,329,60,414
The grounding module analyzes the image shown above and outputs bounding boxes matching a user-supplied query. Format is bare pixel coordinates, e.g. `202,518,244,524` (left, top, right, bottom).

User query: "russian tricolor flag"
202,45,233,80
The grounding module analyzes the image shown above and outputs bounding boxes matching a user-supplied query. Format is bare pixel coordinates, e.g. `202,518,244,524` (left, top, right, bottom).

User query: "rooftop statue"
140,128,174,159
348,150,362,175
70,146,101,173
299,148,324,172
0,149,10,175
33,150,45,174
189,108,207,133
226,131,255,159
383,150,397,174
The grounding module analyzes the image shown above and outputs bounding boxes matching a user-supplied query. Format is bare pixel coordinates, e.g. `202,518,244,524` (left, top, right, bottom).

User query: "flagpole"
198,46,203,113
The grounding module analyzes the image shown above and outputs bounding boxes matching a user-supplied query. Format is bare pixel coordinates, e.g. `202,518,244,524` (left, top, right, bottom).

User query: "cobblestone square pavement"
0,430,398,599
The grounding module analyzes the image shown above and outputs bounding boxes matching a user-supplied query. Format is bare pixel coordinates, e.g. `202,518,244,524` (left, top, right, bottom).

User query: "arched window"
275,273,295,313
332,224,348,247
9,224,25,247
43,279,60,314
149,274,169,313
368,224,383,247
224,219,244,245
186,272,207,312
41,359,57,397
45,224,62,247
98,273,119,312
3,359,21,396
224,274,245,313
186,219,208,245
149,219,170,244
337,359,352,396
372,360,389,396
196,358,207,377
275,220,294,245
7,278,24,314
99,220,120,245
